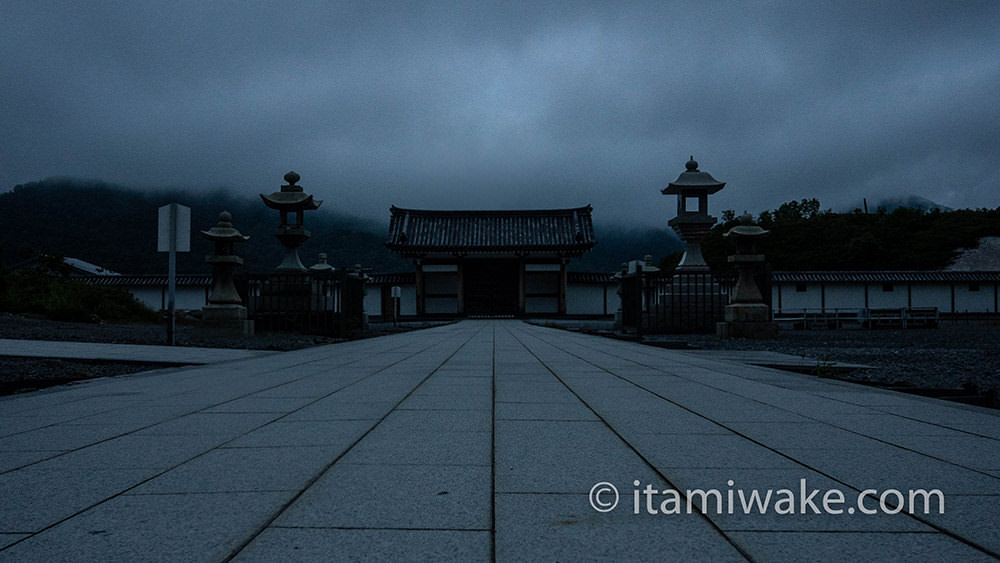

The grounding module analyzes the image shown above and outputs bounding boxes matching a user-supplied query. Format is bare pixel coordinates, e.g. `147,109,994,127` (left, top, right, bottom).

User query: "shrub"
0,267,158,323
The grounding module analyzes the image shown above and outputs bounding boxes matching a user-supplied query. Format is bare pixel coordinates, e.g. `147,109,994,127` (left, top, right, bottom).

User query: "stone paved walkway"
1,320,998,562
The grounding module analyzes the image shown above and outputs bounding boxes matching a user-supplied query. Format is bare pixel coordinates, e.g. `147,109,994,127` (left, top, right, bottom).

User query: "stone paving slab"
1,320,998,562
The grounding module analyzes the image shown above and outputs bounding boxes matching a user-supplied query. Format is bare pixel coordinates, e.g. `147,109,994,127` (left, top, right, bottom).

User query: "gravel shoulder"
0,313,445,395
537,319,1000,398
681,324,1000,394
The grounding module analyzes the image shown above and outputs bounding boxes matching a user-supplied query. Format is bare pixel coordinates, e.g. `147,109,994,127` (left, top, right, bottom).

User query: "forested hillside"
702,198,1000,271
0,179,405,274
0,179,681,274
7,181,991,276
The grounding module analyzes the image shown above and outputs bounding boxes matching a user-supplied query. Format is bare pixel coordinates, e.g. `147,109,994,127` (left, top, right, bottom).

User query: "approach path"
1,321,997,561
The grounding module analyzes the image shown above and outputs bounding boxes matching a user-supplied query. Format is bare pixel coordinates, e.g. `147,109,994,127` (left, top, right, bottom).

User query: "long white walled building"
771,271,1000,315
82,274,212,311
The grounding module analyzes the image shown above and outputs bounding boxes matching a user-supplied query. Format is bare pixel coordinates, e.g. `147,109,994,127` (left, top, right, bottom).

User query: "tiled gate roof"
386,206,597,257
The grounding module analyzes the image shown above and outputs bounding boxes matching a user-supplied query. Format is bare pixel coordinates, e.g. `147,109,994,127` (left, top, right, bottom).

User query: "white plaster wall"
772,282,986,314
909,284,952,312
954,283,997,313
400,285,417,316
866,283,909,308
130,288,163,310
364,289,382,316
823,284,866,311
566,285,609,315
363,284,418,317
127,288,206,311
774,283,822,310
526,297,558,314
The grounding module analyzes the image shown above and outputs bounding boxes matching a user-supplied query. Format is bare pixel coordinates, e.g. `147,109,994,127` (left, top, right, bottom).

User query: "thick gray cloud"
2,1,998,227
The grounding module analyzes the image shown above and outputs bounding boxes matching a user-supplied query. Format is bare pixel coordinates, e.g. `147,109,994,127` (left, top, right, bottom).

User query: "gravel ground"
682,324,1000,394
0,312,337,351
536,319,1000,399
0,313,445,395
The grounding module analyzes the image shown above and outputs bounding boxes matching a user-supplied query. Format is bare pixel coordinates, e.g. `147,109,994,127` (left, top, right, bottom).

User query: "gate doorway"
464,260,518,316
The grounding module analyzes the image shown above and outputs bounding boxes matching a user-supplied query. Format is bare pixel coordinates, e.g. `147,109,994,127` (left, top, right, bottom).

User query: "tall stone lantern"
260,171,322,272
662,157,726,272
200,211,252,334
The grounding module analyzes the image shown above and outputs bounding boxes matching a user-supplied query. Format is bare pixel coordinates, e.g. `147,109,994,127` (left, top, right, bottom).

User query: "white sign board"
391,285,401,298
157,204,191,252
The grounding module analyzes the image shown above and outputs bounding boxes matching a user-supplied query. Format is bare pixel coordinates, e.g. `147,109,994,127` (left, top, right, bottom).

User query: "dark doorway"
464,260,518,316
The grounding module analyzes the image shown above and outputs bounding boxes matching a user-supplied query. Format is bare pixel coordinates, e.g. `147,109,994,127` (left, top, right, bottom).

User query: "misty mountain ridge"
0,178,680,275
847,194,952,213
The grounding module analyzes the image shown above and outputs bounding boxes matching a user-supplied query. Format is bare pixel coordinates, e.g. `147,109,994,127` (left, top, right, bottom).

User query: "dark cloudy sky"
2,1,998,226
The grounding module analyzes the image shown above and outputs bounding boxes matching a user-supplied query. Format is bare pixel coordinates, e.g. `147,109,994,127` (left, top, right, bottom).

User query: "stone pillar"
414,260,425,316
558,259,568,315
456,258,465,316
517,258,526,315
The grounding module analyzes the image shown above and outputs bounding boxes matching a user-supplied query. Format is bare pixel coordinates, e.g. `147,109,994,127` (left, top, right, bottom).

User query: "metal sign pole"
158,203,190,347
167,204,177,346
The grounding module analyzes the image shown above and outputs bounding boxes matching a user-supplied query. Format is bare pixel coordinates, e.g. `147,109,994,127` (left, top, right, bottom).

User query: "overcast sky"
2,1,998,227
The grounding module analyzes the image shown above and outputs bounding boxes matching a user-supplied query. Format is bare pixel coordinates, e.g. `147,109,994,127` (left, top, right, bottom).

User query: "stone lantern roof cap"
309,252,336,272
724,224,769,238
200,211,250,242
260,170,323,211
662,156,726,195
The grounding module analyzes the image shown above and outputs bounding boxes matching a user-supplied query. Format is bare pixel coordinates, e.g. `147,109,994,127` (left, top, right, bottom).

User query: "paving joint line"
0,333,459,552
502,322,756,563
0,339,411,444
489,321,497,563
220,323,490,562
544,326,1000,482
521,322,1000,560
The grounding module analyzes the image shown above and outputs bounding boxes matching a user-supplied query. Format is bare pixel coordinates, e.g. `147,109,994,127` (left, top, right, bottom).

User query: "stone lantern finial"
283,171,302,191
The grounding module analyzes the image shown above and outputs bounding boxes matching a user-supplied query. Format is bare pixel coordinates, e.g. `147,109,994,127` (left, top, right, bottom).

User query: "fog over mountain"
0,179,679,274
1,2,998,227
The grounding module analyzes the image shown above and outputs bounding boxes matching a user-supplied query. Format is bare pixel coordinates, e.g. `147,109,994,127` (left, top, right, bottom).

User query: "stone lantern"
309,253,335,273
662,157,726,271
717,216,778,339
260,171,322,272
200,211,252,334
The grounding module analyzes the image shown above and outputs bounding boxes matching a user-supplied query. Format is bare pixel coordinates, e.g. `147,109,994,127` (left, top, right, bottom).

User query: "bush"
0,267,158,323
